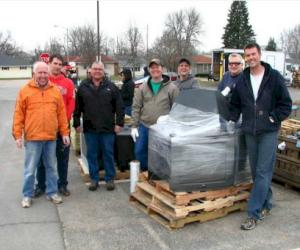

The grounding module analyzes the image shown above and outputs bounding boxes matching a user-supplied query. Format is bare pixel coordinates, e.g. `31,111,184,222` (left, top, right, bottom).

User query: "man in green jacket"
131,59,179,171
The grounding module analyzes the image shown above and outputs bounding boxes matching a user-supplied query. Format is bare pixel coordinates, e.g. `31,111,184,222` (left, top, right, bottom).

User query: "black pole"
97,0,100,61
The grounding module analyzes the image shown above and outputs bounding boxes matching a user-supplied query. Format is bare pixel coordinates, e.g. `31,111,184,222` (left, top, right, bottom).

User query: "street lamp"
54,24,69,62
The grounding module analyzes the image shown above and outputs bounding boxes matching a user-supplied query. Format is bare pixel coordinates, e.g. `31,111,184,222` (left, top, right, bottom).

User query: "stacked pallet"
275,119,300,188
280,119,300,136
130,173,252,229
292,70,300,88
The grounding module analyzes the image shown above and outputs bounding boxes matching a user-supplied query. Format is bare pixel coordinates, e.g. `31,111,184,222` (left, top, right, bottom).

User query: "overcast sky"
1,0,300,53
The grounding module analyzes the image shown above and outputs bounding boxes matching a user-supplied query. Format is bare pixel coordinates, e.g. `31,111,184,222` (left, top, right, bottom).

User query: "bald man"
73,61,124,191
13,62,70,208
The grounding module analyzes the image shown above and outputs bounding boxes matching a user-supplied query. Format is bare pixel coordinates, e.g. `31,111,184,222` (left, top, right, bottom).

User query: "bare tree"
0,31,22,56
44,38,64,55
68,24,106,65
281,24,300,64
114,36,129,56
151,8,203,71
126,25,143,77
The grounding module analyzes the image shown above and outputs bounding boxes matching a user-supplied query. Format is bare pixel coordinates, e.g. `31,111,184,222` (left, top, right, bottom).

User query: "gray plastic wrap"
148,103,251,192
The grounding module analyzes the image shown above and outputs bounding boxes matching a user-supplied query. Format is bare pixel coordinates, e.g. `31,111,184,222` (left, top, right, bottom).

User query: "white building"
0,54,32,79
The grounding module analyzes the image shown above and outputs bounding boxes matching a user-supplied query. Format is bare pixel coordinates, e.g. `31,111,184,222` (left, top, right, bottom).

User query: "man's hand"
62,136,70,146
75,126,82,133
114,125,122,134
16,138,22,149
131,128,139,142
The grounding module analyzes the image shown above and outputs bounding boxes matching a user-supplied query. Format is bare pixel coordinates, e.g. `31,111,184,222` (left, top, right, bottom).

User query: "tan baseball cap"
149,58,163,67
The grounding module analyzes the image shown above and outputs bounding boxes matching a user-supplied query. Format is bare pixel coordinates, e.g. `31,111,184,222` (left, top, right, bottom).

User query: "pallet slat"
130,176,251,229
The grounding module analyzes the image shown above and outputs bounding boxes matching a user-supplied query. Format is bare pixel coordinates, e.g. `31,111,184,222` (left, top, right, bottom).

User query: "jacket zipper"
42,90,45,133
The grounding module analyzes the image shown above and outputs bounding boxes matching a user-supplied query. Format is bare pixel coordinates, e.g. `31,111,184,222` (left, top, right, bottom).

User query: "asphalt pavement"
0,79,300,250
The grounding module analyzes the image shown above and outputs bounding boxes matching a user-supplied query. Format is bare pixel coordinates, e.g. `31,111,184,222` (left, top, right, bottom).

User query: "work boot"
59,186,71,196
240,218,259,230
88,181,99,191
106,180,115,191
34,187,45,198
260,209,271,220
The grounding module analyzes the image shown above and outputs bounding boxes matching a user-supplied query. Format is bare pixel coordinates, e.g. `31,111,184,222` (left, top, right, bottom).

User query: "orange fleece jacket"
12,79,69,141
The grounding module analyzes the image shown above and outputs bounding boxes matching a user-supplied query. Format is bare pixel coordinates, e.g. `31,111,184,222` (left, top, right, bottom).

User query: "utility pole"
146,24,149,59
97,0,101,62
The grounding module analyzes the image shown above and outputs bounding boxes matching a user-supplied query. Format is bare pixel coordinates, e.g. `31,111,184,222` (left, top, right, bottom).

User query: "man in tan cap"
131,59,179,171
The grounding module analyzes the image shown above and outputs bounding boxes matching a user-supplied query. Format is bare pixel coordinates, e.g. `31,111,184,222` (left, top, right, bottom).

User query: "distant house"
0,54,32,79
66,55,119,78
117,56,147,77
191,55,212,75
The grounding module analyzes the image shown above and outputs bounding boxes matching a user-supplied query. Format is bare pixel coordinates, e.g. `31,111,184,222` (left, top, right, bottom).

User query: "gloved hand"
131,128,139,142
221,86,231,97
227,120,235,134
157,115,168,123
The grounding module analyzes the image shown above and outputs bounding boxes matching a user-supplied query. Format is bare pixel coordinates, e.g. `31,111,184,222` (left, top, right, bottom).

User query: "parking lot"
0,79,300,250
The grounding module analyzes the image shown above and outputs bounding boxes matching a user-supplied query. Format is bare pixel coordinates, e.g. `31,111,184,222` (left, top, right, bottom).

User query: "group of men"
13,42,292,231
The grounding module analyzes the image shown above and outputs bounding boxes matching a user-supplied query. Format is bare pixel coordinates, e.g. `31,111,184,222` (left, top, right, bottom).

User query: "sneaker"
59,187,71,196
21,197,32,208
106,180,115,191
46,193,63,204
34,187,45,198
260,209,271,220
88,181,99,191
240,218,258,230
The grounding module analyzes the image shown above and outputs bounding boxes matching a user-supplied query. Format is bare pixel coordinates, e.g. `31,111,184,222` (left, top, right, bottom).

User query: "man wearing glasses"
218,53,244,131
73,62,124,191
218,53,244,95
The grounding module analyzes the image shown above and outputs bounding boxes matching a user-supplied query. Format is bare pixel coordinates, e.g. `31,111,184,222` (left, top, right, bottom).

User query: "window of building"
20,66,27,70
1,67,9,70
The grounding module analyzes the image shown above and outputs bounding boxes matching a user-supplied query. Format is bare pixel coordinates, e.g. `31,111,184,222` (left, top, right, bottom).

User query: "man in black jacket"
73,62,124,191
230,43,292,230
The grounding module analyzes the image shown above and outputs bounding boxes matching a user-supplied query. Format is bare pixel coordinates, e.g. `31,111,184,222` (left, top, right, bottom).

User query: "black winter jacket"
73,78,124,133
230,62,292,135
121,79,135,106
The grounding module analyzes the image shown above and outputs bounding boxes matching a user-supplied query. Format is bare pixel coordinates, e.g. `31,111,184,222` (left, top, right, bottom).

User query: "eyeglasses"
228,62,242,66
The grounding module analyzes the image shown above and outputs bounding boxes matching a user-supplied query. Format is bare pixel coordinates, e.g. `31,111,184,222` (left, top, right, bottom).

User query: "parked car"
164,72,178,81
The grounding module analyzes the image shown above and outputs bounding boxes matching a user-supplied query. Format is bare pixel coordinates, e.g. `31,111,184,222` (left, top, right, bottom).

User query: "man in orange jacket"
34,54,75,197
13,61,70,208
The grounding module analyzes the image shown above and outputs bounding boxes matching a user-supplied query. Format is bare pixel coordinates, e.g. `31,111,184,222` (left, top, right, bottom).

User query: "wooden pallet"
77,157,130,183
280,119,300,136
130,178,251,229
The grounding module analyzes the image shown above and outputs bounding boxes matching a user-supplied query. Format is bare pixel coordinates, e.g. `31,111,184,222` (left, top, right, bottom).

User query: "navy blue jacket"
217,71,242,92
230,62,292,135
73,78,124,133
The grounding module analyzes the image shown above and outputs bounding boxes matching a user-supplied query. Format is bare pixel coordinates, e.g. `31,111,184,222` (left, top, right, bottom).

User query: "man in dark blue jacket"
218,53,244,131
73,62,124,191
230,43,292,230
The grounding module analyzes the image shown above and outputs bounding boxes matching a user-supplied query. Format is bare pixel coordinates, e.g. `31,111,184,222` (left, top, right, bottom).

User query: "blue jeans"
36,135,70,190
84,132,116,183
23,141,58,197
245,131,278,220
134,123,149,171
124,106,132,116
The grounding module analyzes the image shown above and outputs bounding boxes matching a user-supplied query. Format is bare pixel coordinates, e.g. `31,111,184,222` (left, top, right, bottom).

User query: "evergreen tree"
265,37,277,51
222,1,256,49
